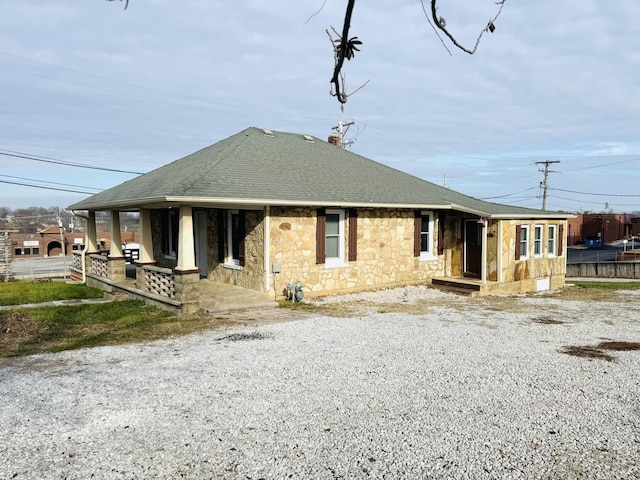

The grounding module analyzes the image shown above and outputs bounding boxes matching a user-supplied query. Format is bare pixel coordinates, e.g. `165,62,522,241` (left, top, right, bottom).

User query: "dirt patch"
0,311,37,342
560,340,640,362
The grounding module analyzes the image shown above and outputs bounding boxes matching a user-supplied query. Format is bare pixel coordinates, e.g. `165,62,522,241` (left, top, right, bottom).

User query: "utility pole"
331,120,355,148
535,160,560,210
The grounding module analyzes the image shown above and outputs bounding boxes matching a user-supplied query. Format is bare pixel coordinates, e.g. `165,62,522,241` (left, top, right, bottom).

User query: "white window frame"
519,225,530,260
533,224,543,258
420,210,436,261
548,224,557,258
225,209,241,269
325,209,346,268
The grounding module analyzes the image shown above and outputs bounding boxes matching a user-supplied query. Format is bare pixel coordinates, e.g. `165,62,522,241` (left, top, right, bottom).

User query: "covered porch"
71,207,275,314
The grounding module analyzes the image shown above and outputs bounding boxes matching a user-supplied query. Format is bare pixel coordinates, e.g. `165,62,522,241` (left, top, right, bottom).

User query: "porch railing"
143,265,176,299
90,254,109,278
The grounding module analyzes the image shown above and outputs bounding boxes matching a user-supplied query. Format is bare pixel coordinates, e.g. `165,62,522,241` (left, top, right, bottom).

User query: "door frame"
463,219,483,279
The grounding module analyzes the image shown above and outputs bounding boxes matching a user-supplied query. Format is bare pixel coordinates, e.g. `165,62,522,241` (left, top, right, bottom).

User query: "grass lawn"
0,281,232,360
0,280,104,306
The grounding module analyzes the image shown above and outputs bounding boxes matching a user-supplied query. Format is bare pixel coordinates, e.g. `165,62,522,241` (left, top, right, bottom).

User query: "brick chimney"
328,133,342,148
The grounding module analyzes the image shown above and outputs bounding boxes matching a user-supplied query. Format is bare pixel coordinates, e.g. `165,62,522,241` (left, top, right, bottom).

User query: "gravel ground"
1,286,639,479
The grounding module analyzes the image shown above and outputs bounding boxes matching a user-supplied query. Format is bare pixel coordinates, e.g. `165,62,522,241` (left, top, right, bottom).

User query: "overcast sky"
1,0,639,213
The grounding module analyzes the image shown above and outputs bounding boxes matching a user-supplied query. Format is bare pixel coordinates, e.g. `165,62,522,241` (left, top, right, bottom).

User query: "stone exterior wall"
500,219,567,292
209,209,266,291
269,207,446,297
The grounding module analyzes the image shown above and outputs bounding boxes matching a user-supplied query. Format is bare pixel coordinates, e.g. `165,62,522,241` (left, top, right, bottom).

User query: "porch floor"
109,273,278,314
193,279,278,314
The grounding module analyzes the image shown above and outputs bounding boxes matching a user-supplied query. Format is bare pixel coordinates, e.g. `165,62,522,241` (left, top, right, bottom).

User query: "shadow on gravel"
217,332,270,342
560,341,640,362
533,316,565,325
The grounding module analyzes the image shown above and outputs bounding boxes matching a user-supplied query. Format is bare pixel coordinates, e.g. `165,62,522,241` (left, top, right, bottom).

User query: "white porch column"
86,211,99,252
109,210,123,258
497,220,503,283
481,218,488,284
176,205,197,272
139,208,154,263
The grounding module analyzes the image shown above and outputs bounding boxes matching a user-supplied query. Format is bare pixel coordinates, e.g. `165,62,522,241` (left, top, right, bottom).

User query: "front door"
194,210,208,278
463,219,482,278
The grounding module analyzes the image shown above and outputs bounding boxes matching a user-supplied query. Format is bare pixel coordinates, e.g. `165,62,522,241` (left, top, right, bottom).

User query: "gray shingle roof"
69,127,570,219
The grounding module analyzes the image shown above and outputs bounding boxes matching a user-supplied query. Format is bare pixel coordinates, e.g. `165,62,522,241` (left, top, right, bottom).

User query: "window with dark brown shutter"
414,210,421,257
316,208,326,264
515,225,522,260
557,224,564,257
348,209,358,261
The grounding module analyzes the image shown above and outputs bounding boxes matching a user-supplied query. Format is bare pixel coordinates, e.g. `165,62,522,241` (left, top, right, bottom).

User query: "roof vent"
303,134,315,143
262,129,275,137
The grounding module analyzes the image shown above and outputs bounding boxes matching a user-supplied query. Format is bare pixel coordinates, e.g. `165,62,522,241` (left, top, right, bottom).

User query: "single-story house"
69,127,572,313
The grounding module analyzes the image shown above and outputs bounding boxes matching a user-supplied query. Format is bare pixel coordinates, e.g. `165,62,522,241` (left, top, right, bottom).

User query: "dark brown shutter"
316,208,326,264
557,223,564,257
515,225,522,260
217,210,225,263
238,210,246,267
437,212,445,255
414,210,421,257
348,209,358,261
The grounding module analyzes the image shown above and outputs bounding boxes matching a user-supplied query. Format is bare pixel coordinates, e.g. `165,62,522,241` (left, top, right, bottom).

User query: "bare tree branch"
106,0,129,10
330,0,357,104
426,0,506,55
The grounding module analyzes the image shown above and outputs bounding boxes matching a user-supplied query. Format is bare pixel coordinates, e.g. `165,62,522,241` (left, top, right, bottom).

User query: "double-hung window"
324,209,345,268
518,225,529,260
548,225,557,257
534,225,543,257
226,210,245,268
161,209,179,259
417,211,435,260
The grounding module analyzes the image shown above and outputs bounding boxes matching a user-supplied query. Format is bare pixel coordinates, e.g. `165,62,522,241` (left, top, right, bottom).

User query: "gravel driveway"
1,286,639,479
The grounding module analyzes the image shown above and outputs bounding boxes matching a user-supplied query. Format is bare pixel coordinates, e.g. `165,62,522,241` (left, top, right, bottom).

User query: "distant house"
69,128,571,313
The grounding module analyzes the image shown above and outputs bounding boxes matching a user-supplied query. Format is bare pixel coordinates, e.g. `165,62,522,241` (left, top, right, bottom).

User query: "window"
14,248,21,256
24,248,31,255
226,210,245,267
517,225,529,260
415,211,435,260
161,209,179,259
324,209,345,267
548,225,557,257
534,225,543,257
33,248,40,255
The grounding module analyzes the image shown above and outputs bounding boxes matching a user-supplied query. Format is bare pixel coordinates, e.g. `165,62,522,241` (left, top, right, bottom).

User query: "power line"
0,150,143,174
0,174,101,192
0,179,95,195
480,186,538,200
550,187,640,197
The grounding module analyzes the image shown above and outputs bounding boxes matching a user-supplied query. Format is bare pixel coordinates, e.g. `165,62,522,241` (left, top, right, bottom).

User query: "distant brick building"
10,226,139,259
567,213,640,246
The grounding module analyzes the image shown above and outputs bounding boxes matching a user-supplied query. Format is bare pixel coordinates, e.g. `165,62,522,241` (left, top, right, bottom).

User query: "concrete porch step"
431,278,483,297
